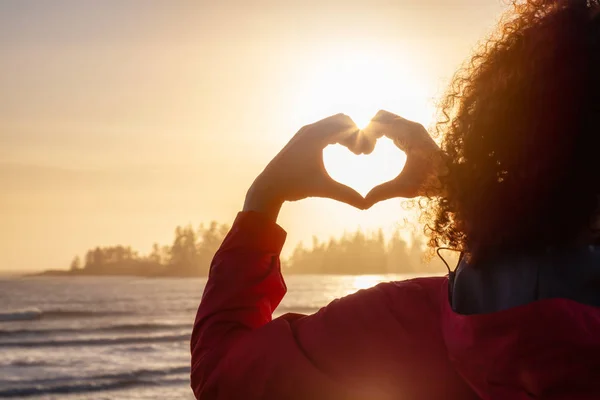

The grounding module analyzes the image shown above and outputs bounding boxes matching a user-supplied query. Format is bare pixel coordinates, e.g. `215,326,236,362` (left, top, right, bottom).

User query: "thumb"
364,176,417,208
317,177,367,210
364,181,399,209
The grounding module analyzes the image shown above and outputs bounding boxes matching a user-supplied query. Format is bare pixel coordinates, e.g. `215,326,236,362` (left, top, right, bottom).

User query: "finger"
362,109,403,136
362,111,398,141
364,181,399,208
363,119,422,153
360,123,385,142
356,130,378,155
335,129,378,155
317,177,367,210
336,129,364,155
371,109,402,124
356,110,391,141
309,114,362,150
364,177,417,208
312,113,358,138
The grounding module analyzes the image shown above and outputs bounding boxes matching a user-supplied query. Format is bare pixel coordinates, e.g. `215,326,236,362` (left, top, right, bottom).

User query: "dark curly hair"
428,0,600,262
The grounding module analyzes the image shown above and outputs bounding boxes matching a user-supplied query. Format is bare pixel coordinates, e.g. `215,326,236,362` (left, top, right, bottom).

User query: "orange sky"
0,0,506,272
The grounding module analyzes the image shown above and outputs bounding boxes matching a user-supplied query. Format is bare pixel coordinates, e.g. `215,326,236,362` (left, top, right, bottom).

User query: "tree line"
66,222,452,277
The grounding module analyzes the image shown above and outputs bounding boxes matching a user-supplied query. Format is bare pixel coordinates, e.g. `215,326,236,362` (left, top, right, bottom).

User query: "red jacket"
191,211,600,399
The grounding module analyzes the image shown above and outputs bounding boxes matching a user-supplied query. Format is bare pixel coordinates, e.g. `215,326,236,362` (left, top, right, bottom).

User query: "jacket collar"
451,246,600,314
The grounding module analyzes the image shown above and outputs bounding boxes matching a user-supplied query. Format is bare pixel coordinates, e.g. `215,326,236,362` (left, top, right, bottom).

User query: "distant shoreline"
21,269,437,278
28,268,201,278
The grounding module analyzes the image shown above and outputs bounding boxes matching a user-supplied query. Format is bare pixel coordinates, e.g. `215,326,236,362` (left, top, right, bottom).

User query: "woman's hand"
244,114,370,221
362,110,446,208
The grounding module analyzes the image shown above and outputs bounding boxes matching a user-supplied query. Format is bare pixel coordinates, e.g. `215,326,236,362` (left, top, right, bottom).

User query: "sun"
287,43,434,197
345,105,379,130
290,43,435,132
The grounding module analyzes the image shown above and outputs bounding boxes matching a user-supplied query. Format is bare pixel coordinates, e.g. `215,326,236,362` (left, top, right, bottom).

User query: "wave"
181,305,320,314
0,308,131,323
99,322,191,333
0,322,191,337
0,365,189,398
7,359,54,367
0,333,190,348
0,309,42,322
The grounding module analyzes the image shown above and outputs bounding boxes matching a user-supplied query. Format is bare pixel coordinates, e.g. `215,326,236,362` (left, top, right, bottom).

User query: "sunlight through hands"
323,137,406,198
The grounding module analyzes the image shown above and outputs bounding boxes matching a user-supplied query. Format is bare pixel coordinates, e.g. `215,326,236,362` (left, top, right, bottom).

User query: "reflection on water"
351,275,385,291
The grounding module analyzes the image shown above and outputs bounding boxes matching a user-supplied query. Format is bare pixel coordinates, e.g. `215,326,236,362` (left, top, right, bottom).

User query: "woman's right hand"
362,110,446,208
244,113,370,221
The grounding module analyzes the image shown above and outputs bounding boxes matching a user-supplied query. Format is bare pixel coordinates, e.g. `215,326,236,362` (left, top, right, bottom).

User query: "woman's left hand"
243,114,370,221
361,110,446,207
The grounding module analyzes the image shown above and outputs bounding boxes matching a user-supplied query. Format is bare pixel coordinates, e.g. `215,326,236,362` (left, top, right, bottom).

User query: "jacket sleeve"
190,211,475,400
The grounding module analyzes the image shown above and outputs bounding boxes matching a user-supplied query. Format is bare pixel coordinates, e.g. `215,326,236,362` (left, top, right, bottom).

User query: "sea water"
0,274,419,399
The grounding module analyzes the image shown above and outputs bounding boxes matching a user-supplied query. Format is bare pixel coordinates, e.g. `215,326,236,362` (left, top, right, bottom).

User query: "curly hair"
427,0,600,262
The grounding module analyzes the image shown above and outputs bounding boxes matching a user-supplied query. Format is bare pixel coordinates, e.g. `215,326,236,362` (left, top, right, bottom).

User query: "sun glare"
345,105,380,130
284,44,435,197
352,275,384,291
290,43,435,132
323,137,406,197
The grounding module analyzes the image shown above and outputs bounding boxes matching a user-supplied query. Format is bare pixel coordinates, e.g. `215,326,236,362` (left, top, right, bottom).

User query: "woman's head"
429,0,600,261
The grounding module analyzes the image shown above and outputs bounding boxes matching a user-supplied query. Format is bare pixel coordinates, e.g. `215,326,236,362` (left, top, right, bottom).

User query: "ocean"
0,274,420,399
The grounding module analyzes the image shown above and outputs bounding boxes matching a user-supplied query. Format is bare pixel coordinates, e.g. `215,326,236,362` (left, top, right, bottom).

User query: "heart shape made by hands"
323,137,407,198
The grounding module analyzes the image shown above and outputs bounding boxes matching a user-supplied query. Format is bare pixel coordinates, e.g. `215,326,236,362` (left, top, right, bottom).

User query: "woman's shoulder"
370,276,450,317
383,276,448,298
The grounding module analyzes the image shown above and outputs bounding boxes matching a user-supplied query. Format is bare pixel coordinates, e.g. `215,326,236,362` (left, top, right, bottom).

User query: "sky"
0,0,507,272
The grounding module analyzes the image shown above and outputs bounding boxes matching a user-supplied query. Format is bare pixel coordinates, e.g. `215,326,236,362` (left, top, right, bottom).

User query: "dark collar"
451,246,600,315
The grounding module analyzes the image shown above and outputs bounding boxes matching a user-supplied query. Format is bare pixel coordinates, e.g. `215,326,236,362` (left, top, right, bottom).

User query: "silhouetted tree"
197,222,230,274
84,251,94,267
69,220,447,277
149,243,162,264
92,247,104,266
169,225,199,274
70,256,81,271
286,227,446,275
387,231,412,273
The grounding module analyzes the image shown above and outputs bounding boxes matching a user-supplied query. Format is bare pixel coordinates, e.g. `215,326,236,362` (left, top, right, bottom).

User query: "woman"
191,0,600,398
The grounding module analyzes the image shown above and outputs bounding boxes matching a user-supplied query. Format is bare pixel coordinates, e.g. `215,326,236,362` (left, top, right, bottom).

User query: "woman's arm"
190,210,349,399
190,111,472,399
